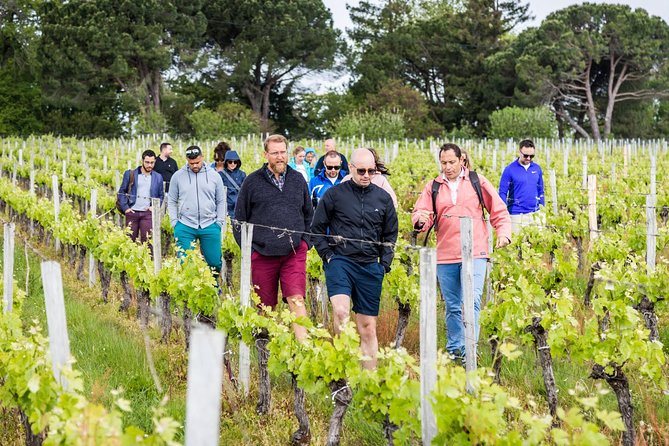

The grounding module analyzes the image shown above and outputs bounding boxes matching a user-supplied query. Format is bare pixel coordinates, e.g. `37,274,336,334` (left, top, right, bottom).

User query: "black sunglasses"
521,154,535,159
325,165,341,171
185,148,202,159
355,168,376,176
226,160,239,164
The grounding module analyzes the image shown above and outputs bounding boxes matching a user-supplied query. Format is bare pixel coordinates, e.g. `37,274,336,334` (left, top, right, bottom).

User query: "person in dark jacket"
117,149,164,244
219,150,246,218
234,134,313,415
311,148,398,369
234,134,313,340
153,142,178,192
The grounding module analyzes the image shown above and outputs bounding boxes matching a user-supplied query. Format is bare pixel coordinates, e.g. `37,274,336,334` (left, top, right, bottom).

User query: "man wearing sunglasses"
168,145,227,284
308,151,344,207
498,139,545,233
311,148,398,370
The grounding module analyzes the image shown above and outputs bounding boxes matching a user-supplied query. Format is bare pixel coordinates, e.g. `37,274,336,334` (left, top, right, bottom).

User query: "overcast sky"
323,0,669,35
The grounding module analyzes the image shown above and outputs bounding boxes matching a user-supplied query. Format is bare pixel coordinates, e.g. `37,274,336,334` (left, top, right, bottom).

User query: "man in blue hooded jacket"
219,150,247,218
309,151,344,207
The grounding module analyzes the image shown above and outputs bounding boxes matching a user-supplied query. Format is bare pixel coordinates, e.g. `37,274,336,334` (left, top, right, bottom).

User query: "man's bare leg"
330,294,351,335
287,295,308,341
355,313,378,369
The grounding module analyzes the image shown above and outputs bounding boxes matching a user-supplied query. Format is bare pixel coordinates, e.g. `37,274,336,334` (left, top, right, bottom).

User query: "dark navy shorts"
324,255,385,316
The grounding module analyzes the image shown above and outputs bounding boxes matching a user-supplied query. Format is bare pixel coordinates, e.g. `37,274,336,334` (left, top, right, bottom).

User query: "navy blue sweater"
233,165,313,256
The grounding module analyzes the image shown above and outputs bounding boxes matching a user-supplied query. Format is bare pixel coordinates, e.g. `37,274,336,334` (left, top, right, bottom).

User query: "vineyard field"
0,134,668,445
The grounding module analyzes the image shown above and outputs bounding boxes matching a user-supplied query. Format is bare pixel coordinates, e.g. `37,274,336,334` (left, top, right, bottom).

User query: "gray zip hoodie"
168,163,226,229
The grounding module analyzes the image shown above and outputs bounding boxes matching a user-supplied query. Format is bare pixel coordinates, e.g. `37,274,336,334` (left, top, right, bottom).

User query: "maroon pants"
125,210,153,244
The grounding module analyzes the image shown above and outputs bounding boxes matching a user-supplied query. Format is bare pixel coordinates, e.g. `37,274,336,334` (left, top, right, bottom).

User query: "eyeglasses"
521,154,535,159
267,150,287,157
355,168,376,176
226,160,239,164
325,165,341,171
185,147,202,159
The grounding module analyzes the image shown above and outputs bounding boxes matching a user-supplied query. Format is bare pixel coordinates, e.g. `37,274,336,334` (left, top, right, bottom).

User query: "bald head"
324,139,336,152
350,148,374,166
350,148,376,187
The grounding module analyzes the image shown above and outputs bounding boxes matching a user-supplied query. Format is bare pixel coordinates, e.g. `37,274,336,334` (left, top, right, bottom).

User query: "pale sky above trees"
324,0,669,35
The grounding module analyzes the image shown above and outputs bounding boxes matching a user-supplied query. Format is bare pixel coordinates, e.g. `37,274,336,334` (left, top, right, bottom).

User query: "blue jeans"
173,221,222,272
437,259,488,357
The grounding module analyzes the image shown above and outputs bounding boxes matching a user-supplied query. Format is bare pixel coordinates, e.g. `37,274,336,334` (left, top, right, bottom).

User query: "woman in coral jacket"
412,143,512,363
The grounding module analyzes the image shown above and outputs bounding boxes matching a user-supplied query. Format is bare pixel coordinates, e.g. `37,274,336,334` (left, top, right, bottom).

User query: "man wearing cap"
168,145,227,282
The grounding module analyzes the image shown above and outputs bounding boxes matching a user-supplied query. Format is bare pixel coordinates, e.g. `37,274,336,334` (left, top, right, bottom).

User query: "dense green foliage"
489,106,558,139
0,1,668,139
188,103,262,139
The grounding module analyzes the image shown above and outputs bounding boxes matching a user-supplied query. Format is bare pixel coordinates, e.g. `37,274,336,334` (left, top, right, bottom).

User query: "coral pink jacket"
412,169,511,264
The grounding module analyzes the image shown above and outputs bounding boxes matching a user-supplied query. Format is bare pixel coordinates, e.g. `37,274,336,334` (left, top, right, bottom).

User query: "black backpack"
418,171,488,246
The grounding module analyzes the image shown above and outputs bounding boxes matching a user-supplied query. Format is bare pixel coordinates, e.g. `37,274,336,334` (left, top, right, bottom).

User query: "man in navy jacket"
117,149,164,244
498,139,545,233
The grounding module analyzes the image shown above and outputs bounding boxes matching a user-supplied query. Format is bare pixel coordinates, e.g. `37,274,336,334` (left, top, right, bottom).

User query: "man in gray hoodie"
168,145,227,281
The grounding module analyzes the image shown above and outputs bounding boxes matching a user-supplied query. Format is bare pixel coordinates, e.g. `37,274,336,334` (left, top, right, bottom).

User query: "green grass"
4,228,668,444
7,234,388,445
10,236,186,435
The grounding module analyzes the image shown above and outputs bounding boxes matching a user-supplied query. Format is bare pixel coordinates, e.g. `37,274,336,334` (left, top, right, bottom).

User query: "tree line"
1,0,668,140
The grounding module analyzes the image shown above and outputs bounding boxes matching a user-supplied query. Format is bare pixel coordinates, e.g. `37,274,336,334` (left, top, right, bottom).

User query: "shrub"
188,103,261,139
135,110,168,135
329,110,406,140
488,106,558,139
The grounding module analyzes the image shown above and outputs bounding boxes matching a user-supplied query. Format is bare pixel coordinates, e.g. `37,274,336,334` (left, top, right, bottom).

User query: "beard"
269,160,286,175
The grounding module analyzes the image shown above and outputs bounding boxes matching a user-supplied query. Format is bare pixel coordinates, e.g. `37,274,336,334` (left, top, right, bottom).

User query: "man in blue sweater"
498,139,545,234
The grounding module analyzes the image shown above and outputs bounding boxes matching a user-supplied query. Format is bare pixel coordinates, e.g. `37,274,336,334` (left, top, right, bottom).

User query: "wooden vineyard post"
460,217,477,391
88,189,97,287
41,261,71,389
623,144,629,177
492,144,497,173
239,222,253,395
646,195,656,272
562,144,569,177
3,223,15,313
650,156,656,197
29,170,35,195
151,198,162,275
483,220,494,307
549,170,558,216
419,248,437,445
588,175,598,242
52,174,60,252
184,328,225,446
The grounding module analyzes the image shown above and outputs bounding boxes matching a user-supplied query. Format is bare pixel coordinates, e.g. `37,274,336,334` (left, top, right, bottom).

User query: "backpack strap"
420,179,441,246
220,170,241,192
127,169,136,194
468,170,487,218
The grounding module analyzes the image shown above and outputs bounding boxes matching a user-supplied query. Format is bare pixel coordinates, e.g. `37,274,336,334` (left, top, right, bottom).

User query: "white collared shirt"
442,168,466,204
